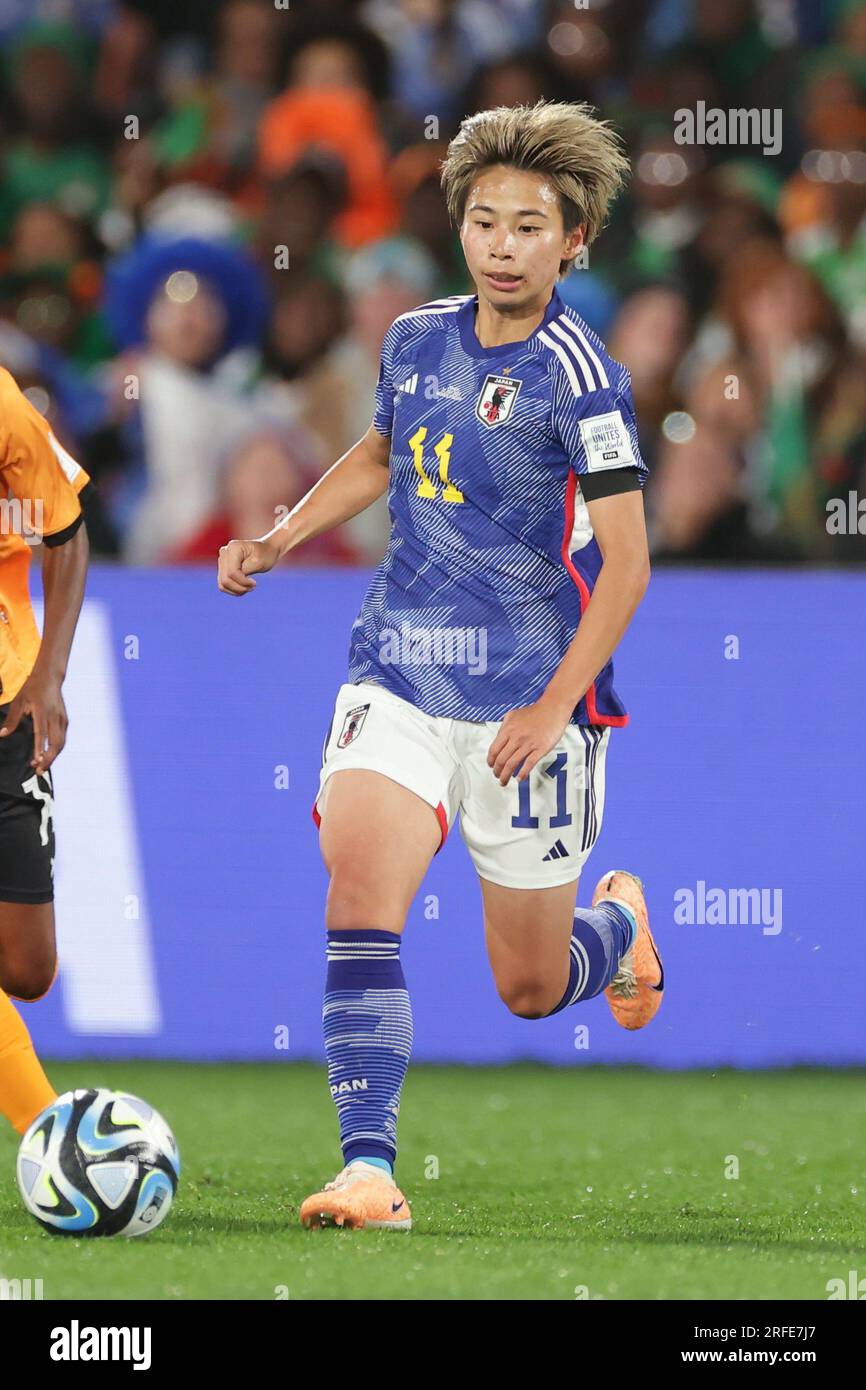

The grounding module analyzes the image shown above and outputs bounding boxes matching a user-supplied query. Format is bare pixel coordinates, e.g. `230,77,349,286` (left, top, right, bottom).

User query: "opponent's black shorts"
0,705,55,904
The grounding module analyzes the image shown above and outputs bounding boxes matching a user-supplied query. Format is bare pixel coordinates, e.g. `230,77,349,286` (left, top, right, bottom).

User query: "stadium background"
3,0,865,1070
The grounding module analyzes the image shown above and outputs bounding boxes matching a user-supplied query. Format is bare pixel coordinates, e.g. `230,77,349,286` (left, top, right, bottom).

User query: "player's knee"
497,976,556,1020
3,956,58,1002
324,877,400,934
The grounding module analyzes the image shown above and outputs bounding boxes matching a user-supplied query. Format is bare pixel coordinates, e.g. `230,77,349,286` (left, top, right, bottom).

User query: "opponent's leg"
0,901,58,1133
0,714,60,1132
301,768,442,1230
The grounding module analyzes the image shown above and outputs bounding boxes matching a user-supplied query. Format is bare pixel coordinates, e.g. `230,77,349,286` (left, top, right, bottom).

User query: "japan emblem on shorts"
337,703,370,748
475,373,522,428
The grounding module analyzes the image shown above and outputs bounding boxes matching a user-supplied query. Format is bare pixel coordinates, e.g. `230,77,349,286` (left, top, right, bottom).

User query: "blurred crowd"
1,0,865,566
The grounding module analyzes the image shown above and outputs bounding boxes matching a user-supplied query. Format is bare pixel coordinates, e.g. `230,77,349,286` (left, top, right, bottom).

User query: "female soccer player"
0,369,90,1140
218,101,664,1231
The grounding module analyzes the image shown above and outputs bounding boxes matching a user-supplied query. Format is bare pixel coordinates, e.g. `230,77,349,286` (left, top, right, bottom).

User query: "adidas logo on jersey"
398,374,463,401
543,840,570,861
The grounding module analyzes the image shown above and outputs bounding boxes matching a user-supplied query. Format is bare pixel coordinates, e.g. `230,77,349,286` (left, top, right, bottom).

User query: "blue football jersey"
347,285,647,726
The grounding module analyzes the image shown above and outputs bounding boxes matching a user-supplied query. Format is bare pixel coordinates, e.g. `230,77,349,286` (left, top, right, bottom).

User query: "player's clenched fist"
217,537,281,595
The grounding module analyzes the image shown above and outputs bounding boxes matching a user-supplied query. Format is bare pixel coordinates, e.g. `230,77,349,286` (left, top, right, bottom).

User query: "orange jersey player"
0,367,90,1141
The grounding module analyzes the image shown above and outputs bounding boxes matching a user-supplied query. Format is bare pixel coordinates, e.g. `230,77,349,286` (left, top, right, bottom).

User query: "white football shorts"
313,681,611,890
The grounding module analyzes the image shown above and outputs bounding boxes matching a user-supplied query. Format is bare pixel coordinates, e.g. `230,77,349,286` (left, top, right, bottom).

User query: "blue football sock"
613,902,638,952
323,929,412,1169
547,902,636,1014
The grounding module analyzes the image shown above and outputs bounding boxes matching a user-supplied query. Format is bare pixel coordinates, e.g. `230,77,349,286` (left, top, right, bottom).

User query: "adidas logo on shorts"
543,839,570,862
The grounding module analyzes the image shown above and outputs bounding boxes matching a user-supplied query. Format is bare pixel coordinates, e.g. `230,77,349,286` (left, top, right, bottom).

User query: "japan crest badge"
337,704,370,748
475,373,522,428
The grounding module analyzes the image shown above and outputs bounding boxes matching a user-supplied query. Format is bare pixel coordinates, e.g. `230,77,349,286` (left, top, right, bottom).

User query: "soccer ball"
16,1088,180,1237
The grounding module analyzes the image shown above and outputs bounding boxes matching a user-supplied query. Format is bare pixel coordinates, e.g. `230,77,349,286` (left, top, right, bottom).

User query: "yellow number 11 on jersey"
408,426,464,503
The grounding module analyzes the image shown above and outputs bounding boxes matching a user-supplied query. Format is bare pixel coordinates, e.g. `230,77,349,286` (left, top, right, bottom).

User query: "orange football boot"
592,870,664,1030
299,1160,412,1231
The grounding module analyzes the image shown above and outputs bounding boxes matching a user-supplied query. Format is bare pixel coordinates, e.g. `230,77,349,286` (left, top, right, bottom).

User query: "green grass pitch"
1,1062,864,1300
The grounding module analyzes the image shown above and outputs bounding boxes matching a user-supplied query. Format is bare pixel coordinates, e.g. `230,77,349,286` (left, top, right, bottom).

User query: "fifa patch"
475,373,522,428
579,409,636,471
337,703,370,748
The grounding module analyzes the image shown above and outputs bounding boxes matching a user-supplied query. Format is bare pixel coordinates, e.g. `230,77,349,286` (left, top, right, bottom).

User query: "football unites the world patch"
337,703,370,748
475,374,522,428
578,409,636,471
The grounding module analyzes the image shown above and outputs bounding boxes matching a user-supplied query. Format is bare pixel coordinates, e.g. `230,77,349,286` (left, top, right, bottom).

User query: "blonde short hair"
441,100,629,274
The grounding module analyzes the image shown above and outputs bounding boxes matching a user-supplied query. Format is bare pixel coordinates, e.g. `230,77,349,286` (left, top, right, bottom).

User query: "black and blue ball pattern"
16,1088,180,1237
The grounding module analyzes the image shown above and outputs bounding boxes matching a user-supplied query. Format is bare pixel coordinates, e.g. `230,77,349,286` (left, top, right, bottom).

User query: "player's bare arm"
487,488,650,786
217,424,390,595
0,508,89,774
